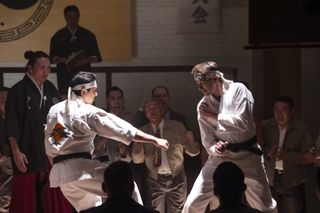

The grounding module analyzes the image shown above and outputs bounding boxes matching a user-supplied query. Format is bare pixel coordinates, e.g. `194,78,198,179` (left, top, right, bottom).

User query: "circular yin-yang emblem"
0,0,54,42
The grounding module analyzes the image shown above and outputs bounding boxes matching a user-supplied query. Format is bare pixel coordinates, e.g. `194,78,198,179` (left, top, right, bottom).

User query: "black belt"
275,169,283,175
226,136,263,156
53,152,92,164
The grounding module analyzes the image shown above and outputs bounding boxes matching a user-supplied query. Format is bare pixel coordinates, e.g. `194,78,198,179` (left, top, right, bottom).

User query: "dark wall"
249,0,320,44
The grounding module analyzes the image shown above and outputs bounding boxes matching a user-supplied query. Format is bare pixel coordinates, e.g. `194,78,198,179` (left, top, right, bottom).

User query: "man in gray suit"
260,96,314,213
132,99,200,213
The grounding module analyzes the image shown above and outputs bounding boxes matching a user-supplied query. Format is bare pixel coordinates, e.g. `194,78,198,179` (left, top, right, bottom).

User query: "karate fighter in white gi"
45,71,168,212
182,61,277,213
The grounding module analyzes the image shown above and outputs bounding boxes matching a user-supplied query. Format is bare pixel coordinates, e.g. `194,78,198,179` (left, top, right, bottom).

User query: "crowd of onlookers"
0,3,320,213
1,74,320,213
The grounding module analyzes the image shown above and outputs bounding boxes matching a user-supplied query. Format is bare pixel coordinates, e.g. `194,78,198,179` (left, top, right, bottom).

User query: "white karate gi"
182,82,277,213
45,98,142,212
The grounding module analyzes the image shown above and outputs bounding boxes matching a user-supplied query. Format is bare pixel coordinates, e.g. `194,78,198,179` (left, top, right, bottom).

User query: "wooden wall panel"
0,0,132,63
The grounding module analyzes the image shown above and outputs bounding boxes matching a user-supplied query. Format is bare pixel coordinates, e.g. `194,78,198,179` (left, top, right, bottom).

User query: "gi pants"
182,154,277,213
60,175,142,212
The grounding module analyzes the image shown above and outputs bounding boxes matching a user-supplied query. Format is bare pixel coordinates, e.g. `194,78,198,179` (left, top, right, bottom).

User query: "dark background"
249,0,320,45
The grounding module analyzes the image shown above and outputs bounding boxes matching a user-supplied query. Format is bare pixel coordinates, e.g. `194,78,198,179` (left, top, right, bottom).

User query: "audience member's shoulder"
51,27,68,38
44,79,58,89
260,117,277,129
169,109,186,121
292,119,309,131
165,119,186,130
9,79,24,92
78,26,96,36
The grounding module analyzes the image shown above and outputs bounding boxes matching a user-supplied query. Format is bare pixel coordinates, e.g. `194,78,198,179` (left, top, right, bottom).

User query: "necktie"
153,126,162,167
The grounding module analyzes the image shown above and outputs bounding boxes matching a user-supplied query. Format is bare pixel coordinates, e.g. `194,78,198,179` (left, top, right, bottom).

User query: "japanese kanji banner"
177,0,221,34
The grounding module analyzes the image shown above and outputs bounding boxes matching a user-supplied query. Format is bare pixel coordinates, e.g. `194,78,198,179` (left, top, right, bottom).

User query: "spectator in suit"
134,85,187,128
209,161,263,213
80,161,159,213
132,99,200,213
133,85,202,195
260,96,314,213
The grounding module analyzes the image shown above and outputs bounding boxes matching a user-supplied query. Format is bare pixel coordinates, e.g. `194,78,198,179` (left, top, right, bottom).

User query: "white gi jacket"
198,82,256,157
45,98,137,187
183,81,276,213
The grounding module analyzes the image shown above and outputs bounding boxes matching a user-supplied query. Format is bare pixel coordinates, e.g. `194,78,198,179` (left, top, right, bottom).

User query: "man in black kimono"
50,5,102,96
5,51,71,213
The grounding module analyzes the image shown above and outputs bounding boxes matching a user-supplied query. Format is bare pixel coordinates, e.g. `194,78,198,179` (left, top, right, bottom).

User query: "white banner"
177,0,222,34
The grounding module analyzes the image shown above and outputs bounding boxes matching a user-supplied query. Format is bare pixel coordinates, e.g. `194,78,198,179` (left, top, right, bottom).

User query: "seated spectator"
0,87,12,213
80,161,159,213
209,162,263,213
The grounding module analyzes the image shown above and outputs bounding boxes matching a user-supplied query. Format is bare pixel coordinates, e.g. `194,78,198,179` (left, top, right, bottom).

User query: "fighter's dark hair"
69,71,96,96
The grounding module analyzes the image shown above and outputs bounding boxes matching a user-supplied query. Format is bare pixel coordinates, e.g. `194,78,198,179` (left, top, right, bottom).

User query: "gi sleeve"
197,100,218,156
217,84,255,133
90,111,137,146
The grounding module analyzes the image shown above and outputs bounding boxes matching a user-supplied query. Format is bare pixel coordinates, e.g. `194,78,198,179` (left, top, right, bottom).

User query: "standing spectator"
50,5,102,96
133,85,202,194
45,71,168,212
5,51,72,213
93,86,133,163
261,96,314,213
132,99,200,213
210,161,263,213
134,85,187,128
0,87,11,213
80,161,159,213
183,61,276,213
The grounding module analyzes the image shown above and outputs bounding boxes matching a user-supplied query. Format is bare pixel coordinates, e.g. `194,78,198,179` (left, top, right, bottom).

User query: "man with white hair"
45,71,168,212
182,61,276,213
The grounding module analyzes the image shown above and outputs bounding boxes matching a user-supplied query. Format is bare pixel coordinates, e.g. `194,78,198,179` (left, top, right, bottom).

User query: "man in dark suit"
80,161,158,213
